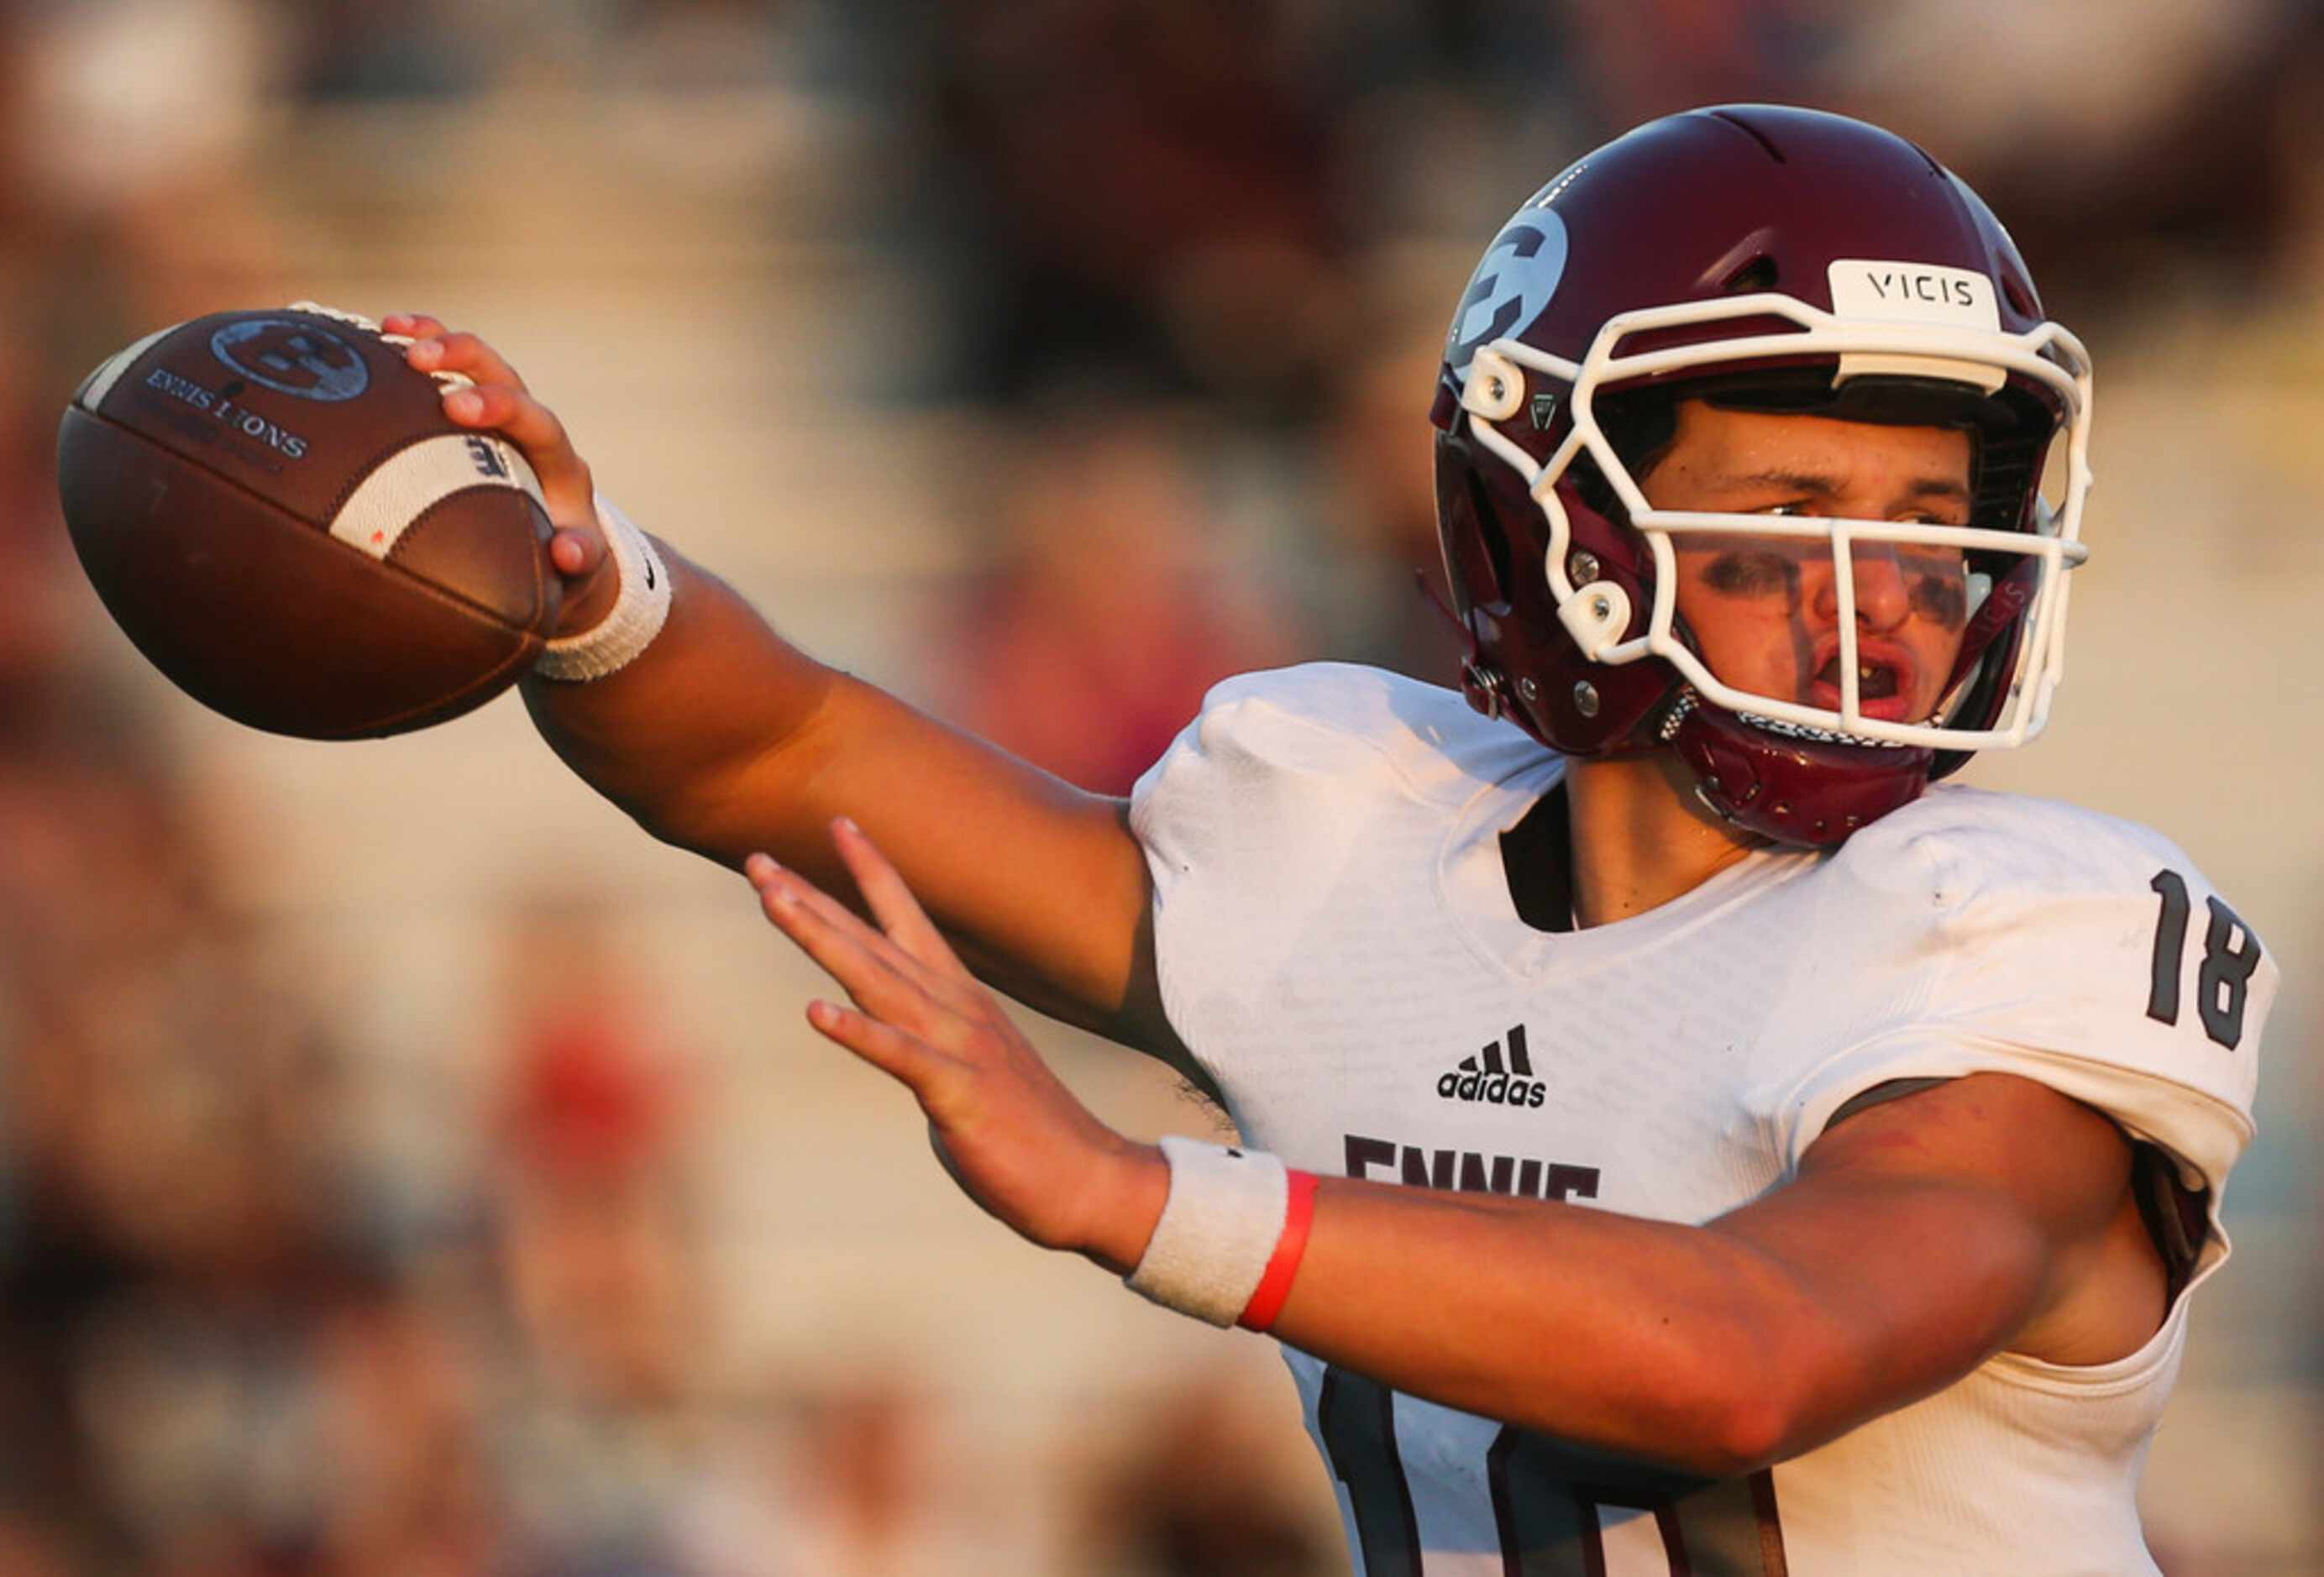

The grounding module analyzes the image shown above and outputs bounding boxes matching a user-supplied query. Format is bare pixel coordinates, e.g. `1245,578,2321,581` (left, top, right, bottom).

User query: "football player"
389,105,2272,1574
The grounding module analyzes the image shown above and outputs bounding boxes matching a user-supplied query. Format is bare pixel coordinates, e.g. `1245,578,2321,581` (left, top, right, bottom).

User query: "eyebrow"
1723,468,1972,503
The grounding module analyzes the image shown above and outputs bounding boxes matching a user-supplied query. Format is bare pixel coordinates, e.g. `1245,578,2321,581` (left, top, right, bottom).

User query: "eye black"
1910,574,1970,629
1702,551,1797,597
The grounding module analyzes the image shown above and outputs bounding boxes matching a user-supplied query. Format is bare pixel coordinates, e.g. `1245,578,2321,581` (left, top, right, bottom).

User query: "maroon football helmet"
1432,105,2092,845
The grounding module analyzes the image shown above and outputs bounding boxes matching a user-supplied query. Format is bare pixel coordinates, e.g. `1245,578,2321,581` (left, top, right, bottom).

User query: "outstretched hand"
746,820,1166,1274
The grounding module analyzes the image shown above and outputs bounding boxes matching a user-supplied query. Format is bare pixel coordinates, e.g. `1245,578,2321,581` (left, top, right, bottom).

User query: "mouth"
1806,641,1918,722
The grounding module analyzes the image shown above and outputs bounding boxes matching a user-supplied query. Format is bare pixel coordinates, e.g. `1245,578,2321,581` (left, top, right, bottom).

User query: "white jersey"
1129,663,2271,1577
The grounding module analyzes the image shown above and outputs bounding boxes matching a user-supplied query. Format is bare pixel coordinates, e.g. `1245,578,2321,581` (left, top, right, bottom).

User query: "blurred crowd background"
1,1,2319,1573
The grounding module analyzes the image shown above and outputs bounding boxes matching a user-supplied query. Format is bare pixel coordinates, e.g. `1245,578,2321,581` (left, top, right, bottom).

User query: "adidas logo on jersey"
1438,1024,1546,1108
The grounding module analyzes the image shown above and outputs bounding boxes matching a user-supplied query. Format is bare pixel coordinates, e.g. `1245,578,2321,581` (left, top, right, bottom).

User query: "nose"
1813,543,1910,632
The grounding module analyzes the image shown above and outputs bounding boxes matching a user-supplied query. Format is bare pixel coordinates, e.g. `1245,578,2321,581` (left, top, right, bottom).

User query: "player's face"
1643,400,1974,725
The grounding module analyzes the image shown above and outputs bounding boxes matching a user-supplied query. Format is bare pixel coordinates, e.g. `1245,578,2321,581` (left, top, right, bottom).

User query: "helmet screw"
1465,662,1508,719
1571,680,1598,716
1568,551,1601,585
1517,676,1540,704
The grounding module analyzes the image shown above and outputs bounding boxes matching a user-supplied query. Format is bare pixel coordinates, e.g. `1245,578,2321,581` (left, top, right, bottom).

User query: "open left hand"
746,820,1166,1272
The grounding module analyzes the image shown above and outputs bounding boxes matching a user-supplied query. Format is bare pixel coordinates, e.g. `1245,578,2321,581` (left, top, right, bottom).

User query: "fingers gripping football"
381,314,612,628
748,821,1144,1260
388,320,532,389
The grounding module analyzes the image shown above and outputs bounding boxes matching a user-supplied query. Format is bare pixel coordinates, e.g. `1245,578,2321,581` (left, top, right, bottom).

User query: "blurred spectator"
595,0,791,95
1815,0,2324,312
0,333,76,710
492,1009,699,1411
1562,0,1833,128
942,405,1296,794
758,1381,953,1577
6,0,286,333
910,0,1353,412
309,1287,511,1576
479,905,728,1573
1305,292,1465,681
287,0,506,100
0,725,458,1569
1064,1380,1334,1577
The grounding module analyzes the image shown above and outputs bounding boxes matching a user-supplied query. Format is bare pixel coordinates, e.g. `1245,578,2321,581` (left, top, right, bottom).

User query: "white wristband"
534,495,673,681
1124,1136,1290,1328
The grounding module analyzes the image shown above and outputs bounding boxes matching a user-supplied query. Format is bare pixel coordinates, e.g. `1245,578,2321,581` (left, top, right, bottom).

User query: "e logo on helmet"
1447,207,1568,375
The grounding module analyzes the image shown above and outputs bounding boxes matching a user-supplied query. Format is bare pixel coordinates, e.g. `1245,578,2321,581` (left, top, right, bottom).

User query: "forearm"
1091,1162,1810,1474
1265,1180,1809,1474
519,542,839,854
392,317,1157,1035
520,542,1158,1035
1089,1151,2045,1477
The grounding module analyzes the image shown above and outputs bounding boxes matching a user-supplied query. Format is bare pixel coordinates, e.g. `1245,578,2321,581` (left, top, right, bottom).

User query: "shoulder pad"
1794,787,2270,1199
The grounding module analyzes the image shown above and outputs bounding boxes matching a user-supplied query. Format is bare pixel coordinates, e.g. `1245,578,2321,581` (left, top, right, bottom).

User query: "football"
55,304,559,739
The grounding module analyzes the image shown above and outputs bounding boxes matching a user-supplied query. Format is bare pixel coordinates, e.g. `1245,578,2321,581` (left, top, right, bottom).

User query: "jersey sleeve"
1128,663,1536,1089
1777,792,2271,1224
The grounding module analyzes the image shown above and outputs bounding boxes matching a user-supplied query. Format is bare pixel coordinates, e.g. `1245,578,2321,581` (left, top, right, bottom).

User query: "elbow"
1656,1308,1828,1479
1695,1386,1797,1479
1634,1377,1804,1482
1667,1237,1875,1477
1487,1310,1820,1479
625,794,733,863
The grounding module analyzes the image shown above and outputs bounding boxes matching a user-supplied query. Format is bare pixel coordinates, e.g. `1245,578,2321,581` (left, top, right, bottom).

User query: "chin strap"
1673,702,1933,845
1413,565,1471,652
1939,556,2040,697
1415,566,1514,720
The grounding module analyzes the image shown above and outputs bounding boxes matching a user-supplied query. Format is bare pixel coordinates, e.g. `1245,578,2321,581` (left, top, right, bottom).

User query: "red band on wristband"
1238,1170,1320,1333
